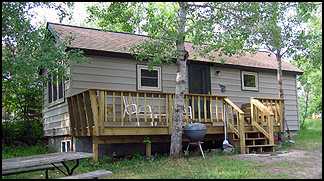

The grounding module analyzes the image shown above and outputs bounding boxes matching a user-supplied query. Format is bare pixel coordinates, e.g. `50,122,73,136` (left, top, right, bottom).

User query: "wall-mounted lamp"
218,83,226,93
215,70,220,76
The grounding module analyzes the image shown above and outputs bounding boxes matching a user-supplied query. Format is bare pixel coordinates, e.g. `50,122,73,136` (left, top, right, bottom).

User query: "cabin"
43,22,302,160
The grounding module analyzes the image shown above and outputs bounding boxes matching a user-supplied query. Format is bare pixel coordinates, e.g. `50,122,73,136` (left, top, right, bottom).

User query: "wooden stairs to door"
233,127,276,154
235,102,278,154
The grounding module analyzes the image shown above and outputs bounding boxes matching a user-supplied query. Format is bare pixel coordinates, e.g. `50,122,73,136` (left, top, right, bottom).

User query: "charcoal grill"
183,122,207,159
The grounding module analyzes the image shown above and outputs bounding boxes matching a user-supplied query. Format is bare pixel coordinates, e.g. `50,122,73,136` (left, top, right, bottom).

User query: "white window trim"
241,71,259,91
61,140,72,152
137,65,162,91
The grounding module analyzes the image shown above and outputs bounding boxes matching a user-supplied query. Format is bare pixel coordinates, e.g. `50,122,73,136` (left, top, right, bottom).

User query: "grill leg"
45,168,49,179
198,141,205,159
185,143,190,156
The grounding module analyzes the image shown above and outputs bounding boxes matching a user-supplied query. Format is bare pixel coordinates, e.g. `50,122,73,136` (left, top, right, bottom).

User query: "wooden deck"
67,89,284,160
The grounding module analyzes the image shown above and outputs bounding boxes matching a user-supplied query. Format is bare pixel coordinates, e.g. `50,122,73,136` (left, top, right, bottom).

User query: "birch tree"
87,2,260,158
244,2,318,137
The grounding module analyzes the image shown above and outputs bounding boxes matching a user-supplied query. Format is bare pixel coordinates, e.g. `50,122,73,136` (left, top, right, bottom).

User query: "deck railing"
254,97,284,132
224,98,246,153
67,89,245,134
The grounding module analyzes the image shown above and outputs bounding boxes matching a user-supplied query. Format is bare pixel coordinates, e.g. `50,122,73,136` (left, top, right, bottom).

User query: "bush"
2,118,45,146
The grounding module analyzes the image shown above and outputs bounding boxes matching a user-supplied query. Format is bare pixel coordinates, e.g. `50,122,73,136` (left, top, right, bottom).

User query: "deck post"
239,112,246,154
89,90,100,136
145,142,152,157
92,136,99,162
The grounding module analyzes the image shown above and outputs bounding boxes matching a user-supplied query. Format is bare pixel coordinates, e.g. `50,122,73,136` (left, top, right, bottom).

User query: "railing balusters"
191,96,195,120
144,93,147,123
136,92,139,124
128,92,132,122
184,95,188,122
120,91,124,126
112,92,116,122
198,96,201,122
159,94,162,124
204,96,207,122
186,95,190,121
209,96,213,123
215,97,218,122
168,94,173,134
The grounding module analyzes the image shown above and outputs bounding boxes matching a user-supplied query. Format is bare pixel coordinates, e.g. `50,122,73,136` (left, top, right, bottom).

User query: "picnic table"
2,152,93,179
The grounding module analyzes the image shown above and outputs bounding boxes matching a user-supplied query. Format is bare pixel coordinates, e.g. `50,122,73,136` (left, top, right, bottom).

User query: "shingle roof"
47,22,302,73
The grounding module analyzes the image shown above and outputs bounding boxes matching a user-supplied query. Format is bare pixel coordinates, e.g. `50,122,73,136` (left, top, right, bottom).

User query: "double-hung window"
241,71,259,91
137,65,162,91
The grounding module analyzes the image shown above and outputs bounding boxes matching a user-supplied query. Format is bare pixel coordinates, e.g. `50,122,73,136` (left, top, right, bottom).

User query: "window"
61,140,72,152
241,71,258,91
137,65,162,91
48,74,64,105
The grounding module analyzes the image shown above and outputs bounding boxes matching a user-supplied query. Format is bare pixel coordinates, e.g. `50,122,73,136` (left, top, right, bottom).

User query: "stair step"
245,130,261,133
246,144,276,148
245,138,266,140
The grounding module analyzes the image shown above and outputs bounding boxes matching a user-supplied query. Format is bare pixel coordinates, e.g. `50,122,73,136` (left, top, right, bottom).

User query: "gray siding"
211,66,299,130
43,77,71,137
70,55,184,95
43,54,300,137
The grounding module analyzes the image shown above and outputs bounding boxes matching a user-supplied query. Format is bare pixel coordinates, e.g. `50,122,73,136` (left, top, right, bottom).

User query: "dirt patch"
234,148,322,179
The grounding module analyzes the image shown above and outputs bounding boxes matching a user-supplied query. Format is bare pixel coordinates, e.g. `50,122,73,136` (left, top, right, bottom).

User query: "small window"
61,140,72,152
241,71,258,91
48,73,65,105
137,65,161,91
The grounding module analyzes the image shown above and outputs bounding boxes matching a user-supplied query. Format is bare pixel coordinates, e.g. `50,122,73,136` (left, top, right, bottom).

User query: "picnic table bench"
2,152,93,179
58,170,112,179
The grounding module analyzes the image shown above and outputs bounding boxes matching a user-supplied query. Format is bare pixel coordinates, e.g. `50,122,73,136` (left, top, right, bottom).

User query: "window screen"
241,71,258,91
243,74,256,87
137,65,161,91
141,69,158,87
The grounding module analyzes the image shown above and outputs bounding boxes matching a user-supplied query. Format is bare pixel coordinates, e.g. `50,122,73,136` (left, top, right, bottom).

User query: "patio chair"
122,96,153,126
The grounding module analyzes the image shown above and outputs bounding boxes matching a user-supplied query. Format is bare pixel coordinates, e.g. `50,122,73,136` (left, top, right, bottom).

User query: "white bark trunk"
170,2,187,158
277,54,290,138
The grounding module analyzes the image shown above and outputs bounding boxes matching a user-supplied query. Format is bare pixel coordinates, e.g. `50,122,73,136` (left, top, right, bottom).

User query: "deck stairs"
232,103,276,154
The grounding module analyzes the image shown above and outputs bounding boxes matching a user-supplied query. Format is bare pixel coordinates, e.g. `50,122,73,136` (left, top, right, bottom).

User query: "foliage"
2,119,44,146
281,119,322,151
2,2,85,125
87,2,261,67
293,5,322,127
2,143,51,159
246,2,318,59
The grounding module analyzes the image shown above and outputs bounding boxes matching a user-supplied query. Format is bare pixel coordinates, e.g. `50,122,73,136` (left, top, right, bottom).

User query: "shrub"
2,118,45,146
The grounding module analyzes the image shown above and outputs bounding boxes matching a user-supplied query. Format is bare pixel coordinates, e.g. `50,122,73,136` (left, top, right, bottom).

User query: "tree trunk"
276,54,290,139
170,2,188,158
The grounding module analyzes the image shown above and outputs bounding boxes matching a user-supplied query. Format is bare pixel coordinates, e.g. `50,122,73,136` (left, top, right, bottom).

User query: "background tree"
244,2,319,138
2,2,84,145
87,2,260,158
293,4,322,128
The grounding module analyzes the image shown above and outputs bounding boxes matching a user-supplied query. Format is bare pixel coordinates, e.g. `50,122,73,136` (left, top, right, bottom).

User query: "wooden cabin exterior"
43,23,302,160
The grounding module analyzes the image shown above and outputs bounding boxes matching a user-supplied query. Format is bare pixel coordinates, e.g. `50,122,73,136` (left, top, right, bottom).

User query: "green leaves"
2,2,84,120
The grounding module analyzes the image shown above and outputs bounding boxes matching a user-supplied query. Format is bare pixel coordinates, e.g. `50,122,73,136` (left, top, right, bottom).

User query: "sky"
30,2,106,28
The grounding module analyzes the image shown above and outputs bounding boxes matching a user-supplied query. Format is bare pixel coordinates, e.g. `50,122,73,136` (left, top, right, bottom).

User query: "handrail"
250,98,274,145
250,98,274,115
252,97,284,101
224,98,244,114
71,89,228,98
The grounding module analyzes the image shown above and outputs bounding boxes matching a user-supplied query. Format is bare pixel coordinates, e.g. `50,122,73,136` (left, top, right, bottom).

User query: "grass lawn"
2,119,322,179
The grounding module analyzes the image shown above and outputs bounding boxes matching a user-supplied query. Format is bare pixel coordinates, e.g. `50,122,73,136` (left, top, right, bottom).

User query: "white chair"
122,96,153,126
184,106,193,120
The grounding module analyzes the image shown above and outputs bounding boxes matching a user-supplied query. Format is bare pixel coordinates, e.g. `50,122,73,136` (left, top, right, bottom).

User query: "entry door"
188,62,211,120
